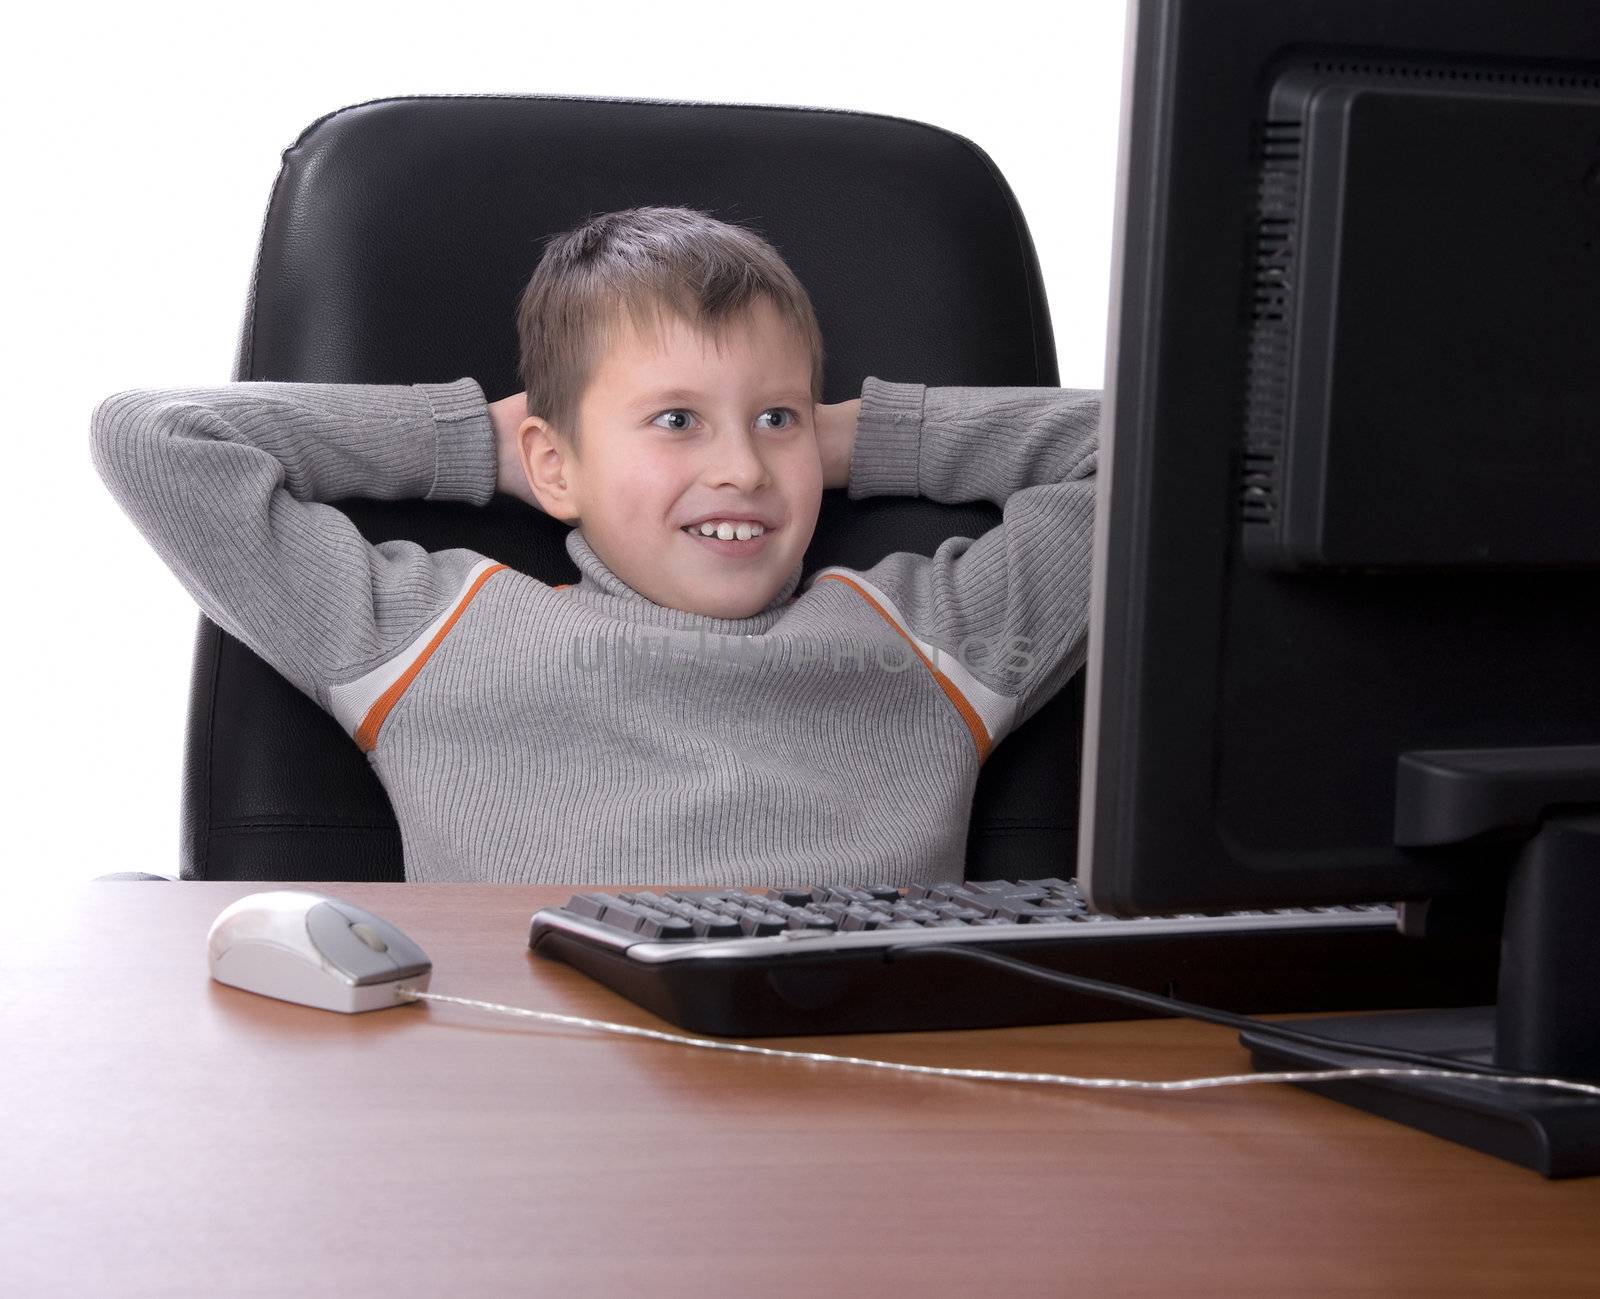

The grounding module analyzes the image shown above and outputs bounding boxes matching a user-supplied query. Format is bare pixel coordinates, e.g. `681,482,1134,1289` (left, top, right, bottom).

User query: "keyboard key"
596,898,648,927
636,914,695,940
700,900,743,917
737,909,787,937
993,902,1086,923
962,881,1047,901
566,893,613,920
688,912,743,939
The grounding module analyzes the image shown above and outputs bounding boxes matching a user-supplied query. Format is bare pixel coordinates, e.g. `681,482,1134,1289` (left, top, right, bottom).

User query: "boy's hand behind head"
816,397,861,491
490,389,545,512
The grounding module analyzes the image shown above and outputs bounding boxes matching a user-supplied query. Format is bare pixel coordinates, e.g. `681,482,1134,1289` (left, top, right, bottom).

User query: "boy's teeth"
688,520,764,540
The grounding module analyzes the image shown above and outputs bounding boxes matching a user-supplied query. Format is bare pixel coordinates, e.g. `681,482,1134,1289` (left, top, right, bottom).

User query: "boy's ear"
519,415,581,524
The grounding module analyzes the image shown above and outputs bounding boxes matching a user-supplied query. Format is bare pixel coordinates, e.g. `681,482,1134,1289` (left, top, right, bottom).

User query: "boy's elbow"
89,392,126,469
90,389,144,438
88,390,155,482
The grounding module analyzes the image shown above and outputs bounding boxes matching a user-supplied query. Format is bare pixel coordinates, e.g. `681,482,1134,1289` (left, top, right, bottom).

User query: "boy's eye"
651,408,800,432
653,409,696,432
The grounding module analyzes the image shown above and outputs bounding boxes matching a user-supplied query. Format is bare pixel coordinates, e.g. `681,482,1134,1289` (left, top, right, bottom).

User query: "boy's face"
521,297,822,620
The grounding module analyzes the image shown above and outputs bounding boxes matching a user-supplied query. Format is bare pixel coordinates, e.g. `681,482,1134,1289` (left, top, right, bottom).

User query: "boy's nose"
706,434,771,490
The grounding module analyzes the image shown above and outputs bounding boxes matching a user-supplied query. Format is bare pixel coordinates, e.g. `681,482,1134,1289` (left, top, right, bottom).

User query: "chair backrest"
184,92,1084,882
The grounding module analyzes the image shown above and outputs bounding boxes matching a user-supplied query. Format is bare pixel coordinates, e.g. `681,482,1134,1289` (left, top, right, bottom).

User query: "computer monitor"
1079,0,1600,1175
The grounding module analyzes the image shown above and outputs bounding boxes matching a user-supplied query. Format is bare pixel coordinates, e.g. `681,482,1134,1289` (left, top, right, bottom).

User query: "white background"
2,0,1129,890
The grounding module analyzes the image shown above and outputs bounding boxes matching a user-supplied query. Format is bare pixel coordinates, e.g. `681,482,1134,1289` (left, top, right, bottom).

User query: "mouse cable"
392,986,1600,1101
887,942,1565,1085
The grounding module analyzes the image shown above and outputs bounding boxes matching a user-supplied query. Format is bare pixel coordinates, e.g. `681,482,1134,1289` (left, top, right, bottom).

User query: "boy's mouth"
681,523,777,556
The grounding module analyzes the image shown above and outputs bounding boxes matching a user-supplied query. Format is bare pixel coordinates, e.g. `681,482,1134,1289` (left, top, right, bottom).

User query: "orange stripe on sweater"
355,563,509,753
814,572,992,765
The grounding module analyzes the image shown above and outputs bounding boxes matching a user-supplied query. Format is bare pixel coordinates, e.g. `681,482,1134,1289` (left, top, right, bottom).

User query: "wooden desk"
4,881,1596,1297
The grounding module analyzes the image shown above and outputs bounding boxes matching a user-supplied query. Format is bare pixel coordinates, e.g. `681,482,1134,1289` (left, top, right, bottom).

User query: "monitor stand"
1243,799,1600,1178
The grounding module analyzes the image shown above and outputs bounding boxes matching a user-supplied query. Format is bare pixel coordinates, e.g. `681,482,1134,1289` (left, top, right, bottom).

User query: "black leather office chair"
175,92,1086,883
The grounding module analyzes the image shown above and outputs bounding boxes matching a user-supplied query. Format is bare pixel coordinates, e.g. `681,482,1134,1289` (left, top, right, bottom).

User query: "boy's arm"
89,376,505,724
820,375,1101,757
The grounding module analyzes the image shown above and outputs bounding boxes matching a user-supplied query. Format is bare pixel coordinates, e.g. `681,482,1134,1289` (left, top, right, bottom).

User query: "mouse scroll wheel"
349,922,389,953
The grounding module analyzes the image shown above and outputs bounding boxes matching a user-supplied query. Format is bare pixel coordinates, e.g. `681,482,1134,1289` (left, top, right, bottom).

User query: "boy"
90,206,1100,888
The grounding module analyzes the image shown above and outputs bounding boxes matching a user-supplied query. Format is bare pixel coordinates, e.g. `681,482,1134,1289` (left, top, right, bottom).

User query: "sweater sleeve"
824,374,1101,756
88,376,504,718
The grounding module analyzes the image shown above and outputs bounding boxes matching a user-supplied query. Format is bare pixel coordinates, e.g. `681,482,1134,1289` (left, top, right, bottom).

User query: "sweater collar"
562,527,805,633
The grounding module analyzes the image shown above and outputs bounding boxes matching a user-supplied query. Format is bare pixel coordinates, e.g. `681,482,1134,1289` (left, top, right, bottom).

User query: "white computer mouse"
207,890,432,1013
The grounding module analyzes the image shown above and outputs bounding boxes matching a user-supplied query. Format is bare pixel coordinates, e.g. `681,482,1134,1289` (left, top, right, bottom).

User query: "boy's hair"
516,206,825,456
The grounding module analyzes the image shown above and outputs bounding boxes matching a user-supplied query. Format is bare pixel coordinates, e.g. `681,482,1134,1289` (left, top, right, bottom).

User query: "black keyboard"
527,878,1500,1037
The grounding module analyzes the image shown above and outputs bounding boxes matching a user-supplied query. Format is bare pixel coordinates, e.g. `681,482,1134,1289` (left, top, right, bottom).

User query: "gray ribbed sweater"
89,375,1100,887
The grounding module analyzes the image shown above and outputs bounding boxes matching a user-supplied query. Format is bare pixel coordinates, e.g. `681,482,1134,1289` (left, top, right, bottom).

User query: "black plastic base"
1240,1006,1600,1179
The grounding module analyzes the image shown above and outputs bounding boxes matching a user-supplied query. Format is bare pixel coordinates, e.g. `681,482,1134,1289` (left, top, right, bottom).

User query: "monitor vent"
1241,120,1300,527
1306,58,1600,91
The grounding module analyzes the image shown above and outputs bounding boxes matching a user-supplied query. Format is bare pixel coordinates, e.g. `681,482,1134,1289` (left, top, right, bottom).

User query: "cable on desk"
887,942,1548,1081
392,987,1600,1100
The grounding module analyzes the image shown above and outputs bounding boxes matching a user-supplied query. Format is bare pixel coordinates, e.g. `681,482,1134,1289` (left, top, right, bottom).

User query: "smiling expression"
518,296,823,619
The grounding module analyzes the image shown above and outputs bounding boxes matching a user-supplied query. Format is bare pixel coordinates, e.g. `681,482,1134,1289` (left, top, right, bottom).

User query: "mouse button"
304,902,397,984
208,890,324,955
349,922,388,953
320,899,382,928
322,900,432,972
372,928,431,975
